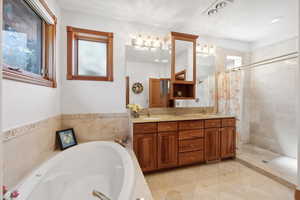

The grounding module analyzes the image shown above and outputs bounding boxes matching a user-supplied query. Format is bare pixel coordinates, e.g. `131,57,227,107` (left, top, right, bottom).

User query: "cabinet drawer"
158,122,178,132
179,129,204,140
222,118,235,127
179,138,204,152
204,119,221,128
179,120,204,130
133,123,157,134
179,151,204,165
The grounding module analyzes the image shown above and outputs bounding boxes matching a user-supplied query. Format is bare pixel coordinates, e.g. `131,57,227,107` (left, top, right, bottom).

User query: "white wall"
60,10,169,114
251,37,298,60
2,0,61,131
60,9,251,114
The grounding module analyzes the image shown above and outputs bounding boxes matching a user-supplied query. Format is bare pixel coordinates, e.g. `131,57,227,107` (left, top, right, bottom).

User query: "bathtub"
13,141,135,200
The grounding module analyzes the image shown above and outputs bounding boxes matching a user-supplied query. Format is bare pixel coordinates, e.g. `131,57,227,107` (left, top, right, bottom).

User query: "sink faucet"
92,190,111,200
147,110,150,117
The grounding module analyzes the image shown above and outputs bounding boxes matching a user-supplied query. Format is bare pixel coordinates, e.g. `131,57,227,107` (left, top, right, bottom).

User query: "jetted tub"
13,142,135,200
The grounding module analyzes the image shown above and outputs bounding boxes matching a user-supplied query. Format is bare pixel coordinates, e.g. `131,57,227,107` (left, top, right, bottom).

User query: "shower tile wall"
248,38,298,158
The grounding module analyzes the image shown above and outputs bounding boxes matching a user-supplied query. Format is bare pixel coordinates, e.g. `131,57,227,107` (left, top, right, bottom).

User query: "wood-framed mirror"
170,32,199,99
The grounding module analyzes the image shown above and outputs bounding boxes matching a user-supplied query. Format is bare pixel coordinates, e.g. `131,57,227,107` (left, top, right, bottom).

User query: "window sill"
3,66,56,88
67,75,113,81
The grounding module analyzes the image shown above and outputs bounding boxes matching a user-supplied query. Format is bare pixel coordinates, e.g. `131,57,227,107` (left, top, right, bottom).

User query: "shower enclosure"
217,39,298,187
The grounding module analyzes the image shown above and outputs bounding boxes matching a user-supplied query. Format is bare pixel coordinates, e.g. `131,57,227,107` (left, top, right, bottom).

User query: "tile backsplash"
61,113,130,142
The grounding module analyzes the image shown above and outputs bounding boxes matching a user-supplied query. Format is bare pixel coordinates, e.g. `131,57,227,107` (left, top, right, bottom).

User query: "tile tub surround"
3,113,130,188
3,115,61,188
146,160,294,200
128,150,154,200
61,113,130,143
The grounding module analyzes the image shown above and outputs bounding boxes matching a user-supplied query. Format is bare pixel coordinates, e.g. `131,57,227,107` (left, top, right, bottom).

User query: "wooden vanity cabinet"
178,120,205,166
133,123,158,172
133,133,157,172
205,128,220,161
157,132,178,169
220,119,236,159
157,122,178,169
133,118,236,173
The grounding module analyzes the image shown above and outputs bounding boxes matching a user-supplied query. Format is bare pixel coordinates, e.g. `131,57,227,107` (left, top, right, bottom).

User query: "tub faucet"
92,190,111,200
114,136,128,147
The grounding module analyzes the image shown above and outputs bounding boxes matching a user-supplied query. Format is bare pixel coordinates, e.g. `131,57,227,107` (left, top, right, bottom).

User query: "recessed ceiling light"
271,17,283,24
154,59,160,62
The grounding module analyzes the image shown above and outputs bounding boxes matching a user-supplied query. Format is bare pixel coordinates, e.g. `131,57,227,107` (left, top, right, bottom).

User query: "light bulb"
135,34,143,46
209,45,216,55
153,37,161,48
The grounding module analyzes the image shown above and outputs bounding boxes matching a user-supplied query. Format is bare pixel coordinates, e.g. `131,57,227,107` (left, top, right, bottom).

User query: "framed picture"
56,128,78,150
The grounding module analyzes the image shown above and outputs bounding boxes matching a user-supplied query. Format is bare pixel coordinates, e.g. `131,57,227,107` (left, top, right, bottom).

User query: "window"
226,56,242,70
2,0,57,87
67,26,114,81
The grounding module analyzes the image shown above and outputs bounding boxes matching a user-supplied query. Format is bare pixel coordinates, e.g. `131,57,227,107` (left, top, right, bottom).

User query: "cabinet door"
134,134,157,172
158,132,178,169
205,128,220,161
220,127,236,158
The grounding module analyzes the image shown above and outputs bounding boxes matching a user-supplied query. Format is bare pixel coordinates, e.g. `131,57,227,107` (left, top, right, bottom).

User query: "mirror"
174,40,194,82
125,39,217,108
125,45,172,108
175,54,216,107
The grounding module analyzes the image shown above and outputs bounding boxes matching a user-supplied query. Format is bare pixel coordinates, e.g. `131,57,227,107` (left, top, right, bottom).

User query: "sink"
142,117,161,121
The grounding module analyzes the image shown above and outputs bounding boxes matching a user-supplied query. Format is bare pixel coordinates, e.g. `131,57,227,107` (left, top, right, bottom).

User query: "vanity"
126,31,235,173
131,114,236,172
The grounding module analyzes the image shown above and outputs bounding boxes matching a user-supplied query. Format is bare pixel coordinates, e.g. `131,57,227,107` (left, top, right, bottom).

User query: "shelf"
173,97,195,100
173,81,195,85
172,83,195,99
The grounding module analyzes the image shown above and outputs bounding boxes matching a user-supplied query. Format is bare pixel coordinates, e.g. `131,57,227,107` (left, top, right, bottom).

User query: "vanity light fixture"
135,34,143,46
131,34,170,51
196,43,216,56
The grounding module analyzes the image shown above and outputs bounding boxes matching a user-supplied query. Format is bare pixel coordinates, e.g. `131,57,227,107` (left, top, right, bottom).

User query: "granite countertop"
131,113,235,123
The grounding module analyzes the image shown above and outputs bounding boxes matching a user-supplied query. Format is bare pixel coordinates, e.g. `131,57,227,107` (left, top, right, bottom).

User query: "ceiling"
58,0,298,43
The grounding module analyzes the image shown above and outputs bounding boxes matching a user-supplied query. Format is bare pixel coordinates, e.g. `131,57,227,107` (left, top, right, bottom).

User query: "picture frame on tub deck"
56,128,78,150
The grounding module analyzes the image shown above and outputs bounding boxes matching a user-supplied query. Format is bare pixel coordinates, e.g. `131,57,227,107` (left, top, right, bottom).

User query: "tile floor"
145,160,294,200
237,144,297,186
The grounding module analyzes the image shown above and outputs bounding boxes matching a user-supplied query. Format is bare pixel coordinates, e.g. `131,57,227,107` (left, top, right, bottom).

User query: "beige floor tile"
145,161,293,200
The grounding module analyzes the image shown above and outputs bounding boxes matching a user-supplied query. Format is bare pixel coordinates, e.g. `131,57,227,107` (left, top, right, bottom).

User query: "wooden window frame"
2,0,57,88
67,26,114,81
